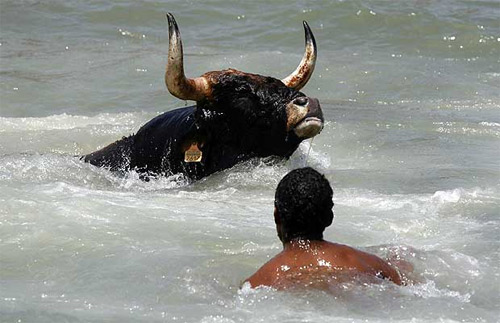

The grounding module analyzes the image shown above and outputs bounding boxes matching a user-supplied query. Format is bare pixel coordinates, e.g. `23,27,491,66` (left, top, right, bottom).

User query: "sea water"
1,1,499,322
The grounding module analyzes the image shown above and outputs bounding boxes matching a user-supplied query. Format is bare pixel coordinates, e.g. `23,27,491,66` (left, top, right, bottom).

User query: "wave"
0,112,153,133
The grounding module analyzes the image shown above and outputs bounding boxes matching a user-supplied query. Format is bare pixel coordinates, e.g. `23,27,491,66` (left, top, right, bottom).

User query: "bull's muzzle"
286,97,324,139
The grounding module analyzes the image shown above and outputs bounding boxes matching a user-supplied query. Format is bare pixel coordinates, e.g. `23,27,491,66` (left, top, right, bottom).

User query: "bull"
83,13,324,180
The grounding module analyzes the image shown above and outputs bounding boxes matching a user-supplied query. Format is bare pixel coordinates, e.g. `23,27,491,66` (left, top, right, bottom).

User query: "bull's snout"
286,96,324,139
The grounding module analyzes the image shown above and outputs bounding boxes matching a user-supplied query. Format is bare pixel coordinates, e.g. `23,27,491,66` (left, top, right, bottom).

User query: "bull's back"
82,106,198,175
82,135,134,172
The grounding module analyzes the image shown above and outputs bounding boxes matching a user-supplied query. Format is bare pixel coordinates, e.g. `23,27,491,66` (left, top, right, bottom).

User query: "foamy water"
1,0,499,322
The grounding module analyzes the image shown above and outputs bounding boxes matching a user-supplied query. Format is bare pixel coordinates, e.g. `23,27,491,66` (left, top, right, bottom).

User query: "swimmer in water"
244,167,403,289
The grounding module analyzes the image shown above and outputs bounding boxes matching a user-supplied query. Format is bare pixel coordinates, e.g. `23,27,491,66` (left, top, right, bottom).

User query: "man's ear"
274,207,280,225
274,207,285,243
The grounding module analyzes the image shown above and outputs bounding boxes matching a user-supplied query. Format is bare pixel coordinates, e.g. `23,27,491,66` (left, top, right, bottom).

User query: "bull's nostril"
294,97,308,106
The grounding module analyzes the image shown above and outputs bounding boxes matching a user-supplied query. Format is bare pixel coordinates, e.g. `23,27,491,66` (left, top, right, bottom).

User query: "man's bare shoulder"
244,252,288,288
322,241,389,264
328,243,403,285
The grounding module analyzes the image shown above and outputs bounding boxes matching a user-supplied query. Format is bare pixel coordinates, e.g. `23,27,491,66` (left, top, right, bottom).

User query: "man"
244,167,402,289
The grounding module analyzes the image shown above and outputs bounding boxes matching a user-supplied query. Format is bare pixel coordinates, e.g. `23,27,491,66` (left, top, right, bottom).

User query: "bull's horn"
165,13,210,101
281,21,317,90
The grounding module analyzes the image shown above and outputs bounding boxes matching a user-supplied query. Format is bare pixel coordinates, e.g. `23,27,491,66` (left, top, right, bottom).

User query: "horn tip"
166,13,179,37
302,21,312,34
166,13,177,27
302,21,312,33
302,20,316,47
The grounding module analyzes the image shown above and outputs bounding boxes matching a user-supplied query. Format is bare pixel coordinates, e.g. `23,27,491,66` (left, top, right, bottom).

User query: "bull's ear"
281,21,317,90
165,13,211,101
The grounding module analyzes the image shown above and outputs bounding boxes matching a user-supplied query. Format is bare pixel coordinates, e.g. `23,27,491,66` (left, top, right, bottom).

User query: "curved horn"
281,21,317,90
165,13,209,101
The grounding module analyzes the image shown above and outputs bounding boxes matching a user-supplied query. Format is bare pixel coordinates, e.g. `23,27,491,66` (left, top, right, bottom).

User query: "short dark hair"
275,167,334,243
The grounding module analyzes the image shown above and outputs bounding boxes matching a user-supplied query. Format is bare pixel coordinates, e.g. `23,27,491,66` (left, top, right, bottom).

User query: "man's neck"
283,238,326,250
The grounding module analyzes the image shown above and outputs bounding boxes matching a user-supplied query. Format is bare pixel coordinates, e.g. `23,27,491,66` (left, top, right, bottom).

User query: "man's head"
274,167,334,243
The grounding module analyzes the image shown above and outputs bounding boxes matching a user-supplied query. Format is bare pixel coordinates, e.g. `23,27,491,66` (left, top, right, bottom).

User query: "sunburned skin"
245,239,403,290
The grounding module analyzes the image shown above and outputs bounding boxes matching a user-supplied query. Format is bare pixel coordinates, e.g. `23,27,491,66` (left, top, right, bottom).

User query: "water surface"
1,0,499,322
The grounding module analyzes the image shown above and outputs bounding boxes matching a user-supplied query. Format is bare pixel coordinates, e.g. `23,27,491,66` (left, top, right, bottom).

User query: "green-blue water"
1,1,499,322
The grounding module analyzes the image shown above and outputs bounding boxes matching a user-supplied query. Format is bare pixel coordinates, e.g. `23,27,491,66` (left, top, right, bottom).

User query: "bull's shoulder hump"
137,105,197,134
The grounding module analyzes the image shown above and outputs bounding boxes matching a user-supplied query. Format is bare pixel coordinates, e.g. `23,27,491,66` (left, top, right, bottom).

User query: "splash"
304,137,314,166
406,280,471,303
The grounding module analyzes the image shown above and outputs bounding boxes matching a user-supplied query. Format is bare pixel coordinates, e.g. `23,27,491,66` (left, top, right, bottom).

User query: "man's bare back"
245,240,402,289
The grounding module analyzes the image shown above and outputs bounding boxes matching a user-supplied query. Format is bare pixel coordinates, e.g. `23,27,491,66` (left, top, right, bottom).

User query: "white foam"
237,281,275,295
339,187,497,213
480,121,500,127
0,112,150,133
406,280,471,303
432,189,462,204
199,315,236,323
114,171,190,191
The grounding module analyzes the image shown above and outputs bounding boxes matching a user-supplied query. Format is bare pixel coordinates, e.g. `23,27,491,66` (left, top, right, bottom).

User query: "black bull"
83,14,324,180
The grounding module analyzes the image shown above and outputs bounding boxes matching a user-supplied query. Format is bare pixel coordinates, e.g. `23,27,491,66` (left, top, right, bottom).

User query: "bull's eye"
293,97,308,106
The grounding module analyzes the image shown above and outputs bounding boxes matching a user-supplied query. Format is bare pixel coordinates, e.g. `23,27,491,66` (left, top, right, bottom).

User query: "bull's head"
165,13,323,147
